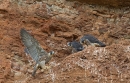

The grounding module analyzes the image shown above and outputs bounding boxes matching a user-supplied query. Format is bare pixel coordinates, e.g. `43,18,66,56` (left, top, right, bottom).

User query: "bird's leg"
32,63,39,76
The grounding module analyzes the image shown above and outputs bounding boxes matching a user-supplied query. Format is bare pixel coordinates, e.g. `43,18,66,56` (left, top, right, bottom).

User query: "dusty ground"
0,0,130,83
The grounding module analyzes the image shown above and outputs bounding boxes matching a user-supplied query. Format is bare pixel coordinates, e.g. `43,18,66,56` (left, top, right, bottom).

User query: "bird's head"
67,42,72,47
48,51,55,58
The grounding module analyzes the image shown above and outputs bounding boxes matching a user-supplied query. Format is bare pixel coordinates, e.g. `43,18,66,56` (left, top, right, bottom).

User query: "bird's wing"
20,28,48,62
85,35,106,47
85,35,99,43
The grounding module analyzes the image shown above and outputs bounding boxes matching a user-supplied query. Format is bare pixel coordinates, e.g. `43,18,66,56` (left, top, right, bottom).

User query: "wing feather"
20,28,48,62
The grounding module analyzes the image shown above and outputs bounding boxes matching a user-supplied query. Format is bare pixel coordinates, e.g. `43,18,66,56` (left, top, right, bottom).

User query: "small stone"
6,55,11,59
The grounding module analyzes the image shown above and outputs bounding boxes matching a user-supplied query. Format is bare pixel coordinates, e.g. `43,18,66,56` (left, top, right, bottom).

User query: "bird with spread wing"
20,28,54,76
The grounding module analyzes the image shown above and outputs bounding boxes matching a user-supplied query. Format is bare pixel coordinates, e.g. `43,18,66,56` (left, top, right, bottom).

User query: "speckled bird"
80,34,106,47
20,28,54,76
67,41,84,53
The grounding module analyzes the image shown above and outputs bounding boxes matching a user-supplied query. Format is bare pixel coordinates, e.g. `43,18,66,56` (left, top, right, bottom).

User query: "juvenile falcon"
67,41,84,53
80,34,106,47
20,28,54,76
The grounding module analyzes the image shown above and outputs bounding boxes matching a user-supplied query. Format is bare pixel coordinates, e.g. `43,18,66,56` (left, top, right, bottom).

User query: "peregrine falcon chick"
20,28,54,76
80,34,106,47
67,41,84,53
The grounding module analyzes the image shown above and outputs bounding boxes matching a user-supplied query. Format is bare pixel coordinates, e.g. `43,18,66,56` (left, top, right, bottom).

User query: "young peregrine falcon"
67,41,84,53
80,34,106,47
20,28,54,76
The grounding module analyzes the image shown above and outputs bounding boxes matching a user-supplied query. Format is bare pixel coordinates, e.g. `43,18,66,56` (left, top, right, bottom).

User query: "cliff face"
67,0,130,7
0,0,130,83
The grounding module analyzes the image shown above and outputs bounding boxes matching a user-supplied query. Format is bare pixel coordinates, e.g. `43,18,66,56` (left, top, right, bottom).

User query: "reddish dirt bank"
0,0,130,83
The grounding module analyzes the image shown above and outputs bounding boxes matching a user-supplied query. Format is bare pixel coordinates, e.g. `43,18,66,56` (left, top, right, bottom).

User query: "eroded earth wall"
0,0,130,83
